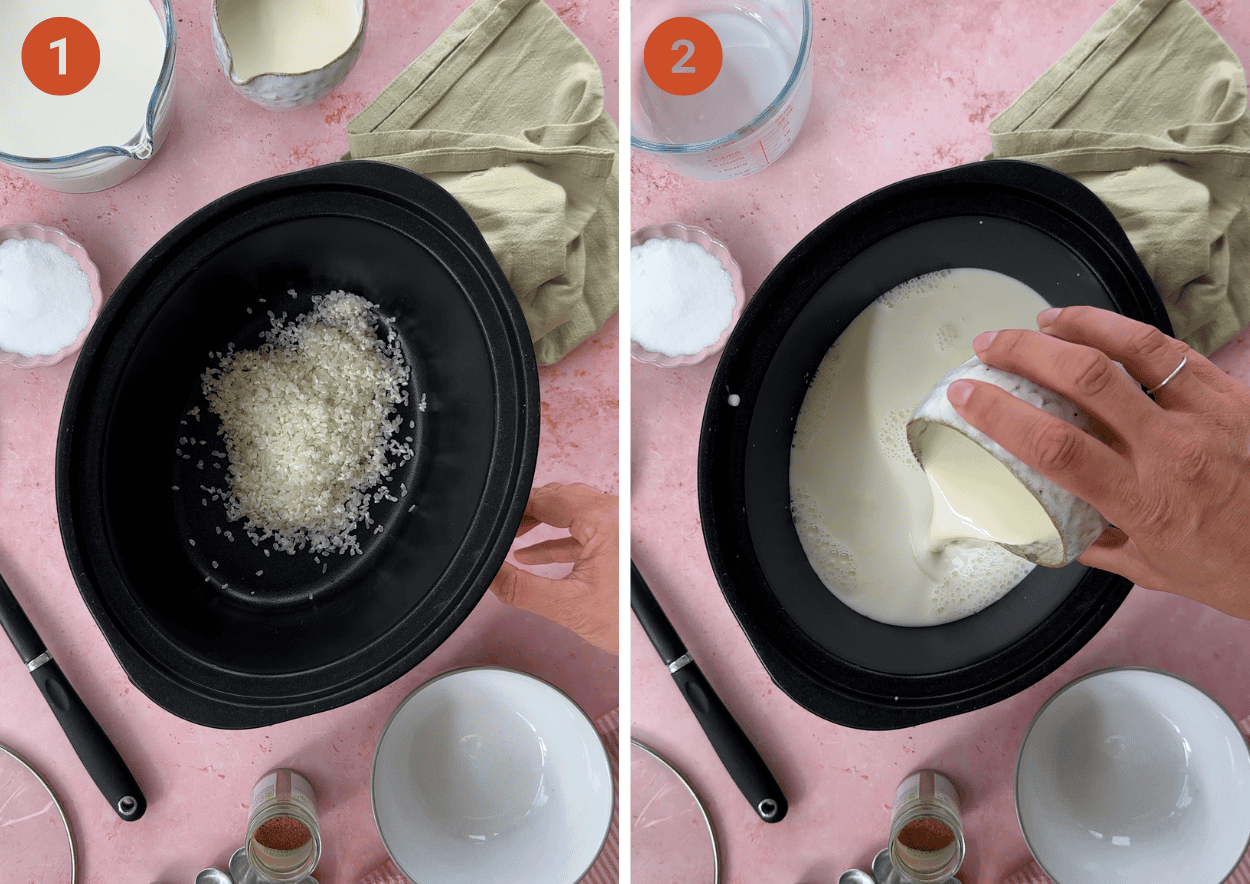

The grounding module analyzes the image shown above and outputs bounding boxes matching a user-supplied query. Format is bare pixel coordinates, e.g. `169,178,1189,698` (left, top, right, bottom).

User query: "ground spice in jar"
247,768,320,882
897,816,956,852
254,815,312,851
889,769,965,883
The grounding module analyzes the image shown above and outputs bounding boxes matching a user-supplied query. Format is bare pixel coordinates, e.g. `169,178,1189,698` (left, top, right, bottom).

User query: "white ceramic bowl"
630,222,745,367
1016,667,1250,883
372,667,613,884
211,0,367,110
0,223,104,368
908,356,1108,567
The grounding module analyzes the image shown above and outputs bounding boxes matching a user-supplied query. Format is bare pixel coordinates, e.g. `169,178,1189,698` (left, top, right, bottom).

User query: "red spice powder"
898,817,955,852
255,815,312,851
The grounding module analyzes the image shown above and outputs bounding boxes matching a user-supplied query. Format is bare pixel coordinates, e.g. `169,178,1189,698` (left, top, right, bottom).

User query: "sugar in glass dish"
631,222,745,367
631,0,813,180
0,224,103,369
1016,667,1250,884
212,0,368,109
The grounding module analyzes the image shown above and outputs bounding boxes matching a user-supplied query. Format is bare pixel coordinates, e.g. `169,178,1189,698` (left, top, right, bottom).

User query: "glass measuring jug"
631,0,813,180
0,0,177,193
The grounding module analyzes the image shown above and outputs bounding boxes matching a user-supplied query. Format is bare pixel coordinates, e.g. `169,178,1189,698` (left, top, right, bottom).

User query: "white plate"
372,667,613,884
1016,667,1250,883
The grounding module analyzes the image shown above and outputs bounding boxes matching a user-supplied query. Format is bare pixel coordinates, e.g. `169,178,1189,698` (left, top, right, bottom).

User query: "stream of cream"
915,423,1059,554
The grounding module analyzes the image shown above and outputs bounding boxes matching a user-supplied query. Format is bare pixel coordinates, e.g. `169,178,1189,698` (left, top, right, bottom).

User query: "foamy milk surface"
789,268,1051,626
0,0,165,159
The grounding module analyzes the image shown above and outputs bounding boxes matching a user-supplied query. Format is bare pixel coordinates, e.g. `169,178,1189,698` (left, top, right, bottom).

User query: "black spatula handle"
631,560,788,822
29,659,147,820
670,659,789,822
0,571,146,820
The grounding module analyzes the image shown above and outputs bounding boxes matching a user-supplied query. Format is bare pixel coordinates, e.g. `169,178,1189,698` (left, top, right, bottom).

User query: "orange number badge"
22,18,101,96
643,17,722,96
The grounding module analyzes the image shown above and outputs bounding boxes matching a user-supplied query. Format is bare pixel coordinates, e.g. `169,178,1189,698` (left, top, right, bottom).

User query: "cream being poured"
913,423,1059,554
789,268,1052,626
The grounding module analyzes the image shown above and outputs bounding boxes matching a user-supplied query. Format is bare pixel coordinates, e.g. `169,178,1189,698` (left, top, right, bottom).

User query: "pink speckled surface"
0,0,617,881
630,2,1250,883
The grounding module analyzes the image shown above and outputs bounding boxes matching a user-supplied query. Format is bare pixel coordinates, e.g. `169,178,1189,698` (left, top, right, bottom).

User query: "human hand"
947,305,1250,619
488,482,620,653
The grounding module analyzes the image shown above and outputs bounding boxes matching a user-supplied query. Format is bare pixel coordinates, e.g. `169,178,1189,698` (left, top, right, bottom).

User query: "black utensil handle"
29,659,146,821
630,562,686,665
0,574,44,663
672,660,788,823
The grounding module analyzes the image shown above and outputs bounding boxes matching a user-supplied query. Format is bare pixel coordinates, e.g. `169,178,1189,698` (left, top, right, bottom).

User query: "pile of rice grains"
182,290,417,559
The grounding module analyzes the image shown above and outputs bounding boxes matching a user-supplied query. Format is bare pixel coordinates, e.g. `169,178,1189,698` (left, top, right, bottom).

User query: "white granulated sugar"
630,237,735,357
0,238,92,357
200,291,414,556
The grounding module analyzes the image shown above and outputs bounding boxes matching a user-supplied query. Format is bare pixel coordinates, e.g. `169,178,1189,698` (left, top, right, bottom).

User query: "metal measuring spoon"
194,870,232,884
229,849,258,884
837,871,876,884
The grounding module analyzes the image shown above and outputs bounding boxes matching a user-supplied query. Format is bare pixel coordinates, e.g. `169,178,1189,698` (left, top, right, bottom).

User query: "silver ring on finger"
1147,355,1188,396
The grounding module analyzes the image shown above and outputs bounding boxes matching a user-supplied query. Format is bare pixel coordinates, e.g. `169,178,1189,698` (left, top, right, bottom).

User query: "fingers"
513,512,541,539
1035,306,1222,403
948,379,1136,526
487,561,565,618
488,560,619,654
522,485,576,532
1077,526,1159,590
525,482,598,528
524,482,618,543
972,328,1158,439
514,537,583,565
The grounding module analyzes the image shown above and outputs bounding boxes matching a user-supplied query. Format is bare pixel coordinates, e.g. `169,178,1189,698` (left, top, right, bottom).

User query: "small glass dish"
0,223,104,368
631,222,745,367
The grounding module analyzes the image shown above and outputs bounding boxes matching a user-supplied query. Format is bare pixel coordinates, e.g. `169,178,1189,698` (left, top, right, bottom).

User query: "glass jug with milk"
0,0,176,192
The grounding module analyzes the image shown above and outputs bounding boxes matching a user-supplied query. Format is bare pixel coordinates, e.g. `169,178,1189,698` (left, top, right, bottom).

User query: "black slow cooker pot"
699,160,1168,730
57,162,540,728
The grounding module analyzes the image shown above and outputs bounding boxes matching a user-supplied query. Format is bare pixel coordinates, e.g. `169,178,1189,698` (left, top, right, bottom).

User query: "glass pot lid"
631,740,719,884
0,743,75,884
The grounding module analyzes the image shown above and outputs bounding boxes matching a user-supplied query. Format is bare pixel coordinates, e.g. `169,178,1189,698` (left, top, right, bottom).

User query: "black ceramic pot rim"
55,161,540,727
698,159,1168,730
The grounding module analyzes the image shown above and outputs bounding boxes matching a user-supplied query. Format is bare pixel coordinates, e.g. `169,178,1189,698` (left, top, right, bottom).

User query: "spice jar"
888,769,965,883
246,768,321,882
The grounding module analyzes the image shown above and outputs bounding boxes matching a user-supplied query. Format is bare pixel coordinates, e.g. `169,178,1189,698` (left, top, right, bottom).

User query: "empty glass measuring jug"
631,0,813,180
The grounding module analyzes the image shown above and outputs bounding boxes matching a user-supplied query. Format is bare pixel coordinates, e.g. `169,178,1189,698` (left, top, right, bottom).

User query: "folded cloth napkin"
357,707,620,884
1001,712,1250,883
986,0,1250,356
345,0,619,365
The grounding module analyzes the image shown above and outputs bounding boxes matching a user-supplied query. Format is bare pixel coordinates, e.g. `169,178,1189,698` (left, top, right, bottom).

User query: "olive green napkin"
345,0,618,365
986,0,1250,355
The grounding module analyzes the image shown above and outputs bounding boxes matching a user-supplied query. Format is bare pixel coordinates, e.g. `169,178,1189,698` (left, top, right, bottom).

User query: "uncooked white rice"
199,291,414,555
